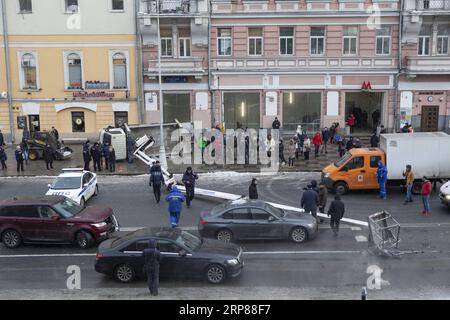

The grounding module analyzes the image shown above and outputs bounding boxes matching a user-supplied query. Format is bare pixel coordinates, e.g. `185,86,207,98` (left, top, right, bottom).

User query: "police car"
46,168,98,207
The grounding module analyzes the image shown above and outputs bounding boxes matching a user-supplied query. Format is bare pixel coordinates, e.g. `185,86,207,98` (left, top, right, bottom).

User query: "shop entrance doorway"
345,92,384,133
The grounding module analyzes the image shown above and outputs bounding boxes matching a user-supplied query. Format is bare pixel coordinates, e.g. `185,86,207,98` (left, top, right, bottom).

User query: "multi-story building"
210,0,401,133
138,0,211,128
400,0,450,133
0,0,139,142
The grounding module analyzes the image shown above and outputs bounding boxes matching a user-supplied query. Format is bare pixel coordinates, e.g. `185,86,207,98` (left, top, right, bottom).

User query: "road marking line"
120,226,197,232
355,235,368,242
0,253,96,258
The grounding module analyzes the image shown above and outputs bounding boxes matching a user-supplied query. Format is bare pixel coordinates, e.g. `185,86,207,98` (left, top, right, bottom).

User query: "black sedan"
95,227,243,284
198,199,318,243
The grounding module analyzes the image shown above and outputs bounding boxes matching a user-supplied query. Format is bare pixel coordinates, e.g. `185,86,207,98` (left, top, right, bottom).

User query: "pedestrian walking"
421,177,432,216
0,129,5,147
20,138,29,165
83,140,91,171
318,182,328,214
346,114,356,133
0,146,7,170
321,127,329,154
279,138,286,165
328,195,345,236
90,142,102,172
165,186,185,227
102,142,110,171
249,178,258,199
265,134,276,158
301,184,319,223
346,136,355,151
43,144,54,170
15,146,24,173
376,160,388,200
370,133,380,148
272,117,281,129
338,136,346,157
303,138,311,160
51,127,59,141
143,239,161,296
182,167,198,208
288,139,296,167
109,145,116,173
312,132,323,158
402,165,414,204
149,161,163,203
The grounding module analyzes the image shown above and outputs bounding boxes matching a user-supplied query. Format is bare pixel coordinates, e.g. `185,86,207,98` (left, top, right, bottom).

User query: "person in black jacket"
249,178,258,199
272,117,281,129
83,140,91,171
301,184,319,222
15,146,24,173
51,127,59,141
182,167,198,208
327,195,345,236
0,146,7,170
0,129,5,147
142,239,161,296
90,142,102,172
149,161,163,203
43,144,54,170
109,145,116,173
370,133,379,148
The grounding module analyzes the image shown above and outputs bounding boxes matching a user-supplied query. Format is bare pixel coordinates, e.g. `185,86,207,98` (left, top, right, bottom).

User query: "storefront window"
224,92,260,129
282,92,321,132
163,93,191,123
71,112,85,132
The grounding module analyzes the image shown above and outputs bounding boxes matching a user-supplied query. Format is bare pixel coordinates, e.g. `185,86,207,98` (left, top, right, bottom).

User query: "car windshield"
51,177,81,190
210,203,228,216
176,231,202,251
264,203,285,218
334,152,352,168
53,198,83,218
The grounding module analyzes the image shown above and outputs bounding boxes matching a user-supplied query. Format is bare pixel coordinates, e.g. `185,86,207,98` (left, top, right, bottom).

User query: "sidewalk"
0,143,343,177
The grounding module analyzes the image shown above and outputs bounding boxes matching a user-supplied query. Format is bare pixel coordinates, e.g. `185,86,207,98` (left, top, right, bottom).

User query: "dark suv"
0,196,119,249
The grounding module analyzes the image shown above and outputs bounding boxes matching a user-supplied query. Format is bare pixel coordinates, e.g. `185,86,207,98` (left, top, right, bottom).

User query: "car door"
342,156,366,189
82,173,93,199
249,207,280,239
121,240,147,277
7,206,42,241
37,206,73,242
226,208,254,240
366,155,383,189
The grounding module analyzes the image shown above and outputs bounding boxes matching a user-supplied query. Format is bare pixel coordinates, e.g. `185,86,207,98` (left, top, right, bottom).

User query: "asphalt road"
0,173,450,299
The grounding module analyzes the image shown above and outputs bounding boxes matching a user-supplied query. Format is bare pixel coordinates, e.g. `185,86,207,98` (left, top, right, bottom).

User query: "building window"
437,25,449,55
21,53,37,89
112,53,127,89
161,38,173,57
163,93,191,123
283,92,321,132
310,27,325,55
67,53,82,89
224,92,261,129
418,25,432,56
179,38,191,57
279,27,294,55
71,112,85,133
343,26,358,55
376,26,391,55
65,0,79,13
112,0,124,10
18,0,32,13
248,28,263,56
218,28,232,56
114,112,128,127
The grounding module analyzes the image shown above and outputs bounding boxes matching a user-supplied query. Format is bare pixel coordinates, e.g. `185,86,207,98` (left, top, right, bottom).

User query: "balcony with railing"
416,0,450,10
146,57,206,77
140,0,201,15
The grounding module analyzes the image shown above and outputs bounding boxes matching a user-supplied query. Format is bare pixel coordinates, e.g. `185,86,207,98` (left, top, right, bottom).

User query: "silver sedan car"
198,199,318,243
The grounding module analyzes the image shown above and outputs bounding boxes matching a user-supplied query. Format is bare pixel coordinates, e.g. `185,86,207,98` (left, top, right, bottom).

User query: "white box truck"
322,132,450,194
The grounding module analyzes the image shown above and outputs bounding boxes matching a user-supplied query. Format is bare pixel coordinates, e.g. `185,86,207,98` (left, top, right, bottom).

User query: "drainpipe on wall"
134,0,144,124
1,0,15,143
208,0,213,127
394,0,405,133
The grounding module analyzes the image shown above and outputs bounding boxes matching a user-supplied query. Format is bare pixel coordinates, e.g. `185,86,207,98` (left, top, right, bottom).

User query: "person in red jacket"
312,132,323,158
346,114,356,133
421,176,432,216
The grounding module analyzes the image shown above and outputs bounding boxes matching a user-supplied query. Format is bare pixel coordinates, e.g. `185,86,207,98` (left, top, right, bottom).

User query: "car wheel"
334,182,348,195
76,230,94,249
114,264,136,283
216,229,233,242
205,264,226,284
290,226,308,243
28,150,38,161
93,185,99,196
80,197,86,208
2,229,22,249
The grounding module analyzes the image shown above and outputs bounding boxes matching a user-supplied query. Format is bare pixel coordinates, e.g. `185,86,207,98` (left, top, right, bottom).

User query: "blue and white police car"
46,168,98,207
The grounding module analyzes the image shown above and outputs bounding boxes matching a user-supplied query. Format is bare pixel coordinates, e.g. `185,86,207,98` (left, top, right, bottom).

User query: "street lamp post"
156,0,168,169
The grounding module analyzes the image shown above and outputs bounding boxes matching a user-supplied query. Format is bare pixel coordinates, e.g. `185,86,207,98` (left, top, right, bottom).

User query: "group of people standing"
83,140,116,173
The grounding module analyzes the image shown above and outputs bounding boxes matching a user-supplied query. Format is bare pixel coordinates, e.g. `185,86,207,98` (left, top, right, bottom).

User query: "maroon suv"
0,196,119,249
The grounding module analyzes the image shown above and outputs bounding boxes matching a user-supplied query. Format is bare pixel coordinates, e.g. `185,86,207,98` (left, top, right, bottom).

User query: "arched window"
67,53,82,89
21,53,37,89
113,53,127,89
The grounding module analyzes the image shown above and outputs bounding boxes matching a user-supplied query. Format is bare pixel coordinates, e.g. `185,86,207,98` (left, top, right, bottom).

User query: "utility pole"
156,0,167,169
